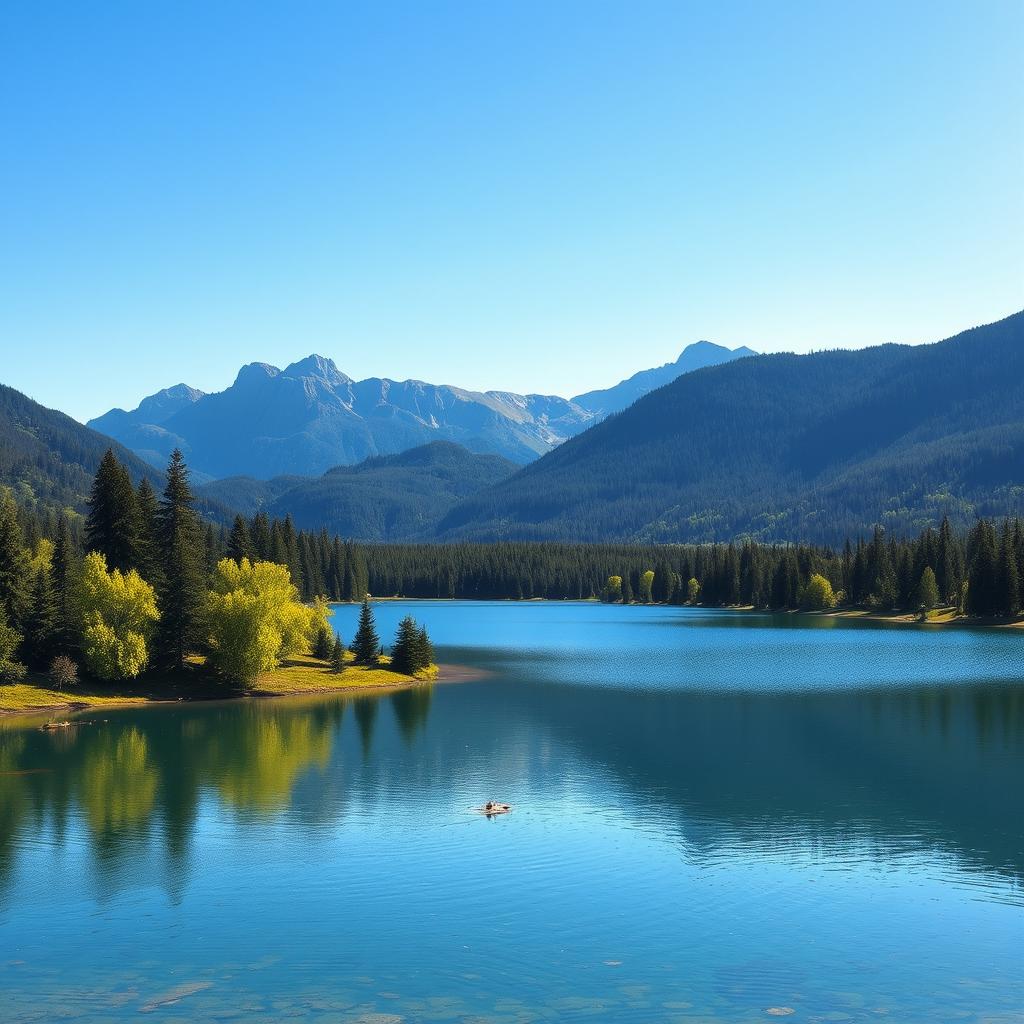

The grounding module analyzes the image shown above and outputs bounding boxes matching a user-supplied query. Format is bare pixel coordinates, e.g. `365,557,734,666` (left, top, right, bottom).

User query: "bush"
49,655,78,691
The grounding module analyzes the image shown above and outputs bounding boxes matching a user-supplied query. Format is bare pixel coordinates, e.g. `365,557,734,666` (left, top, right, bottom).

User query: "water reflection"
1,674,1022,904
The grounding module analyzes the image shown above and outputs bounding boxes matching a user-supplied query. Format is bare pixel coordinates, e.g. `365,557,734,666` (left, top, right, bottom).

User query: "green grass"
0,650,438,716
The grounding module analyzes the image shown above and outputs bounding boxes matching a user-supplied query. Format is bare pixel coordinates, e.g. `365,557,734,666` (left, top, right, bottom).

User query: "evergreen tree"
85,449,141,572
0,487,30,628
350,598,380,664
390,615,420,674
330,635,346,673
313,623,334,660
134,477,163,586
23,563,57,668
155,450,205,670
51,513,79,654
0,603,26,682
966,521,999,617
227,515,253,563
416,625,434,670
995,521,1020,617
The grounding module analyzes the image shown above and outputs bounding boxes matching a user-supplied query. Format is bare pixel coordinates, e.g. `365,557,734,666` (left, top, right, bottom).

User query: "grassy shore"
0,650,439,717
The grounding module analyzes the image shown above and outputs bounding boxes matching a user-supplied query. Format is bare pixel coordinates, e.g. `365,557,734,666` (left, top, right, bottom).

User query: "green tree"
638,569,655,604
312,622,335,660
0,487,31,628
330,635,347,673
686,577,701,605
996,521,1020,617
802,573,836,610
0,604,26,682
227,515,253,563
602,575,623,603
51,512,80,655
23,562,57,668
155,450,205,670
350,598,380,665
390,615,421,675
79,552,160,681
205,559,328,685
917,566,940,613
966,521,999,617
85,449,141,573
134,477,163,587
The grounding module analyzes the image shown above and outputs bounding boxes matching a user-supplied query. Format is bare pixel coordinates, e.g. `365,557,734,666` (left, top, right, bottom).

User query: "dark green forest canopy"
438,311,1024,544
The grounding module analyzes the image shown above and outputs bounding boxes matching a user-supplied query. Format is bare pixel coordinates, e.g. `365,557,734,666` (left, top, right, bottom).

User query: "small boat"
477,801,511,816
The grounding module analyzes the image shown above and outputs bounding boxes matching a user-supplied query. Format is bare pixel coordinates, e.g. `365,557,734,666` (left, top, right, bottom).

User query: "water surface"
1,603,1022,1022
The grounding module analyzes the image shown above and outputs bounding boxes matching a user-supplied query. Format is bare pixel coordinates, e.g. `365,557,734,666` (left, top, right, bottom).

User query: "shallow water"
1,602,1022,1022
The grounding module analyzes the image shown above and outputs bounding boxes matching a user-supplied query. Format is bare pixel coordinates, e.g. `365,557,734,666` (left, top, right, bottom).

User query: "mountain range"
438,311,1024,543
87,342,754,479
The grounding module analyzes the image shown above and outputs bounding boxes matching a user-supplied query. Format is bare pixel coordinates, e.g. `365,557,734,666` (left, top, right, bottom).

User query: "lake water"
1,602,1022,1022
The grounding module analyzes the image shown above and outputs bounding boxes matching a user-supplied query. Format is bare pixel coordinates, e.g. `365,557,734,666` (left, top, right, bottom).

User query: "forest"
1,449,1020,695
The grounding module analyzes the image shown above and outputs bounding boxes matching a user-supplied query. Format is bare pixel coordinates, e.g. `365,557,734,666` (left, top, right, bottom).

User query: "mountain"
89,356,594,478
0,382,237,526
198,441,516,542
89,383,205,469
87,343,758,480
439,312,1024,544
572,340,756,418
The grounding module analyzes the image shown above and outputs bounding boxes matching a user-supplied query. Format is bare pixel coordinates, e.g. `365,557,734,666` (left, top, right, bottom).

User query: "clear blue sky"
1,1,1021,422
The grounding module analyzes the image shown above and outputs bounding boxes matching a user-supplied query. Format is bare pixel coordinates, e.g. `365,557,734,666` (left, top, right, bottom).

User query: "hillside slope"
199,441,516,541
0,383,234,524
439,312,1024,543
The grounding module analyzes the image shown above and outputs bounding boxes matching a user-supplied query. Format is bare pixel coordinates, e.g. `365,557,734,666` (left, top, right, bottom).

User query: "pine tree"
0,603,26,682
966,521,999,617
85,449,141,572
134,477,163,587
330,635,347,673
155,450,205,670
0,487,30,628
313,623,334,660
350,598,379,664
51,513,79,654
390,615,420,674
995,521,1020,618
23,563,57,668
416,625,434,671
227,515,253,563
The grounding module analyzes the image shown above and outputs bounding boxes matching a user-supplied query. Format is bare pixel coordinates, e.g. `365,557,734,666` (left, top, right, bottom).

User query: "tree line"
0,449,431,689
1,449,1020,689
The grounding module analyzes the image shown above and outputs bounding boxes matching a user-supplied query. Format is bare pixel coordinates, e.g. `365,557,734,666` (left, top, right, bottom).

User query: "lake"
1,602,1022,1022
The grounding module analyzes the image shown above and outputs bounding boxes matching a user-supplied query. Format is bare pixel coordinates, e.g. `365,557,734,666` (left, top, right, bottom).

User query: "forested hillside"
0,384,235,528
199,442,515,541
440,312,1024,543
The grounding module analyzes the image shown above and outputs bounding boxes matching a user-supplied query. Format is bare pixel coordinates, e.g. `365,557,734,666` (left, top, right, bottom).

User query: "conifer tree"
0,603,26,682
966,521,999,617
313,623,334,660
416,625,434,670
390,615,420,674
155,450,205,670
0,487,30,628
330,635,347,673
85,450,141,572
917,566,940,613
51,513,79,654
23,563,57,668
350,598,379,664
995,521,1020,617
227,515,253,563
134,477,163,587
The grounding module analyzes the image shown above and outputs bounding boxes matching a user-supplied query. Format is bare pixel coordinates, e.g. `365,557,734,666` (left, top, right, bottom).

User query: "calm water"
1,603,1022,1023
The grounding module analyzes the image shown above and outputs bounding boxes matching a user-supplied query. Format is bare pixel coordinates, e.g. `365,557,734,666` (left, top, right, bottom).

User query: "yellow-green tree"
602,576,623,603
686,577,701,604
205,559,328,685
638,570,655,604
79,552,160,680
802,573,836,610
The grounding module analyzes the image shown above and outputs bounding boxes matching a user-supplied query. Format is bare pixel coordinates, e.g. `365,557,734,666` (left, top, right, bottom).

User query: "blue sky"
1,1,1021,422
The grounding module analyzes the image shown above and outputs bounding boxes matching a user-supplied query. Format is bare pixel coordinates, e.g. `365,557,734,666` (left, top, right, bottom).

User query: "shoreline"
0,658,479,722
